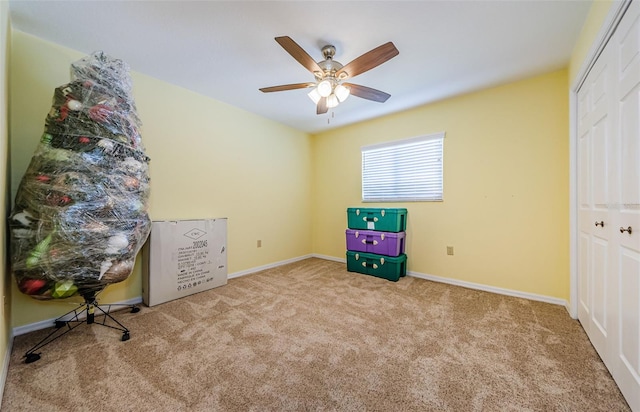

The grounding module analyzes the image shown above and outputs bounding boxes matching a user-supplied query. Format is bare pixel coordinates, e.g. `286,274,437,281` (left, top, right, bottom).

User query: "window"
361,132,444,202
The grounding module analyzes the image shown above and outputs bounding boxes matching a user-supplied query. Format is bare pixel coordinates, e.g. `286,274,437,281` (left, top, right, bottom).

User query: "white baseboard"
228,254,314,279
406,270,567,307
312,254,567,307
12,296,143,337
311,253,346,263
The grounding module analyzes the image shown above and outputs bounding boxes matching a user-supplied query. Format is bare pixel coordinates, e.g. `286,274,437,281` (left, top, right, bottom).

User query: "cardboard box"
142,218,227,306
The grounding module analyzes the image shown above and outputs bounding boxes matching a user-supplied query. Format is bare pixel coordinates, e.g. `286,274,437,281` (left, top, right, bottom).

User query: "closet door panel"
591,95,610,218
591,118,611,206
619,249,639,374
578,232,591,324
578,129,590,209
616,246,640,409
590,235,609,355
611,2,640,409
618,81,639,206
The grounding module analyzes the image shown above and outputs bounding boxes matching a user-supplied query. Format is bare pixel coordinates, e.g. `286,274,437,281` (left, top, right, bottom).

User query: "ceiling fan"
259,36,399,115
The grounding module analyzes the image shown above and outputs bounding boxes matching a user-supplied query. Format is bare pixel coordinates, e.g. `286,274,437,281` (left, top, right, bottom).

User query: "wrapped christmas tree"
9,52,151,301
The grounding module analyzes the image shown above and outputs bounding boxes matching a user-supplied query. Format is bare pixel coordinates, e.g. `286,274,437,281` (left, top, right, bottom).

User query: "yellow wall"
569,0,617,84
9,31,312,327
1,0,12,391
312,69,570,300
9,2,603,328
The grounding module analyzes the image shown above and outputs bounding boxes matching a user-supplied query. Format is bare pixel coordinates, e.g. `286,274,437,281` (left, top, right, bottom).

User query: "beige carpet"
1,258,630,411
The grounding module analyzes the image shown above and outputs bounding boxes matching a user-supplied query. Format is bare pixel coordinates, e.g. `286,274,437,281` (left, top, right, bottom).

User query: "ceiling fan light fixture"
317,79,333,97
307,88,321,104
326,93,339,108
334,84,350,102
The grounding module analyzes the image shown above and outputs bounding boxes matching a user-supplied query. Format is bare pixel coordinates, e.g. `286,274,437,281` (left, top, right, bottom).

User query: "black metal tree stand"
24,291,140,364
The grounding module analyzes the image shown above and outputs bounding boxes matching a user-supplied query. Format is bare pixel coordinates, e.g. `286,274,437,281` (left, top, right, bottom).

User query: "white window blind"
362,132,444,202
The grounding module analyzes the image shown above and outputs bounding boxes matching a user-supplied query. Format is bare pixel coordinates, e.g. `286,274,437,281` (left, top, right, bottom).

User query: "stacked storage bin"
345,208,408,282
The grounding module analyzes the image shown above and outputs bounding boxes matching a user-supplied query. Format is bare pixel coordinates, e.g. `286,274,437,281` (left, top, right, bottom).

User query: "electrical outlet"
257,240,262,248
447,246,454,255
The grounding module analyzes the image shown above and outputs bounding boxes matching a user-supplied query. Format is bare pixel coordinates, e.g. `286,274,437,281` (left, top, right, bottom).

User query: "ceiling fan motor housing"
321,45,336,59
317,45,344,80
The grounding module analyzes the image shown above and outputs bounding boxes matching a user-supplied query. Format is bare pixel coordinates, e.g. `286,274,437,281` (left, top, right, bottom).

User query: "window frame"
361,132,445,203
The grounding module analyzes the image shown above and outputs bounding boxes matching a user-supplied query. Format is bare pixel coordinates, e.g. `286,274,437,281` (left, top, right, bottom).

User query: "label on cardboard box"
142,218,227,306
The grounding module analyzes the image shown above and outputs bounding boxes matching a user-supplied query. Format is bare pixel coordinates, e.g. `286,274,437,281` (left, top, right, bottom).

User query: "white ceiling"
9,0,591,133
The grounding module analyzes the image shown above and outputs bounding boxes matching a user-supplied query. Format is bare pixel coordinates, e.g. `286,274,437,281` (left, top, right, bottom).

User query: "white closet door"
578,2,640,410
577,41,615,362
611,1,640,408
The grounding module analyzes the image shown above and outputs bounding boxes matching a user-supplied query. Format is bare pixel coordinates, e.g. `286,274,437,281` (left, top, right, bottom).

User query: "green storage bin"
346,207,407,232
346,251,407,282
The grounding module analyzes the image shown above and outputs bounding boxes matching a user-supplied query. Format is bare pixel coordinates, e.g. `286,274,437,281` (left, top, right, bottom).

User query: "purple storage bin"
345,229,406,257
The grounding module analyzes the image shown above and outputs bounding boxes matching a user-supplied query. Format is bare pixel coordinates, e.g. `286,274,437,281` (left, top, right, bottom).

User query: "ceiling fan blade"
317,97,328,115
259,82,315,93
343,83,391,103
336,42,399,80
275,36,323,76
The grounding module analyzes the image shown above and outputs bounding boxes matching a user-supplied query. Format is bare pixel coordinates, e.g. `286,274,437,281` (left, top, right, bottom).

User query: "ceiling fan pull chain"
327,110,336,124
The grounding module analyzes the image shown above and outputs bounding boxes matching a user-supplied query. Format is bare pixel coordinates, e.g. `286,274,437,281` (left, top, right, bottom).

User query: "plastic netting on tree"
9,51,151,300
